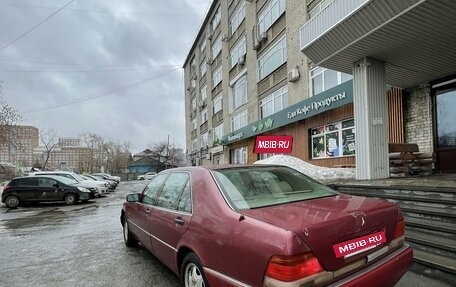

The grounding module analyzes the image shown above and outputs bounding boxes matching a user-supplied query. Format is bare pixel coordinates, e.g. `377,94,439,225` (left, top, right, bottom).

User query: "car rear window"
212,166,336,210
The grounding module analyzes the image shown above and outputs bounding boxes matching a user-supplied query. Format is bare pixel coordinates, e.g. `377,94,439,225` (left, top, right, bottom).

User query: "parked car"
91,173,120,183
30,171,108,195
121,165,413,287
137,171,157,180
2,175,92,208
84,174,116,191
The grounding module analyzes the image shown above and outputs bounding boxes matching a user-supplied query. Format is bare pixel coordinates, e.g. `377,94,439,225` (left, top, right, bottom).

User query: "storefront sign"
333,231,386,258
254,135,293,154
287,92,346,119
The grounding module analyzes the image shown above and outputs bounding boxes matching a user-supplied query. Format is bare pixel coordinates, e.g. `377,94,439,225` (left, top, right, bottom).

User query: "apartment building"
0,125,39,167
184,0,456,179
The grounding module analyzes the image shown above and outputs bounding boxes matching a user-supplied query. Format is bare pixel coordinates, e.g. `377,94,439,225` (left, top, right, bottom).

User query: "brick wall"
404,84,434,153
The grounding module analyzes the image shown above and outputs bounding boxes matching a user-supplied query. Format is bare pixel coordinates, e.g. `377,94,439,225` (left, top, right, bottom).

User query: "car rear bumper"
330,244,413,287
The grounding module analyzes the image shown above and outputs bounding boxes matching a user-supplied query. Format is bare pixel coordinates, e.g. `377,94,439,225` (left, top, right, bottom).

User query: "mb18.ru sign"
254,135,293,154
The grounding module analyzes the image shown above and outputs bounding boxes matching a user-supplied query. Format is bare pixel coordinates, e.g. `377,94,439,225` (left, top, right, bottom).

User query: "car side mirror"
126,193,140,202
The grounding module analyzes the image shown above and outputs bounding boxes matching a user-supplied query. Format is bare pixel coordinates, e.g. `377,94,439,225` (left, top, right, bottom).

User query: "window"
213,124,223,145
230,75,247,111
192,118,197,130
231,109,247,132
211,7,221,32
18,178,38,187
177,180,192,213
310,66,352,96
230,2,245,34
142,174,167,205
156,173,190,210
258,35,287,81
212,35,222,60
201,132,208,147
192,139,198,151
258,0,286,34
39,178,56,188
311,119,355,159
213,94,222,114
200,85,207,102
191,98,197,112
201,108,208,124
200,61,206,77
260,86,288,119
212,66,222,88
200,37,206,53
230,36,246,68
231,146,248,164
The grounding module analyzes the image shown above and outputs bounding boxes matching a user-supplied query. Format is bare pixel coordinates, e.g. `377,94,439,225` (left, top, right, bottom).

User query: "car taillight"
393,218,405,239
265,252,324,282
3,185,11,193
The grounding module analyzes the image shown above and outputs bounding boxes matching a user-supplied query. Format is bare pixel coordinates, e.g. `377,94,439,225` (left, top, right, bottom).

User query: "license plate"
333,231,386,258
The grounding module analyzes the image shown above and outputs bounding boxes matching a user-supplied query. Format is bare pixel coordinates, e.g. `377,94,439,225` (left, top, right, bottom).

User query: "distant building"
0,125,39,168
58,137,81,147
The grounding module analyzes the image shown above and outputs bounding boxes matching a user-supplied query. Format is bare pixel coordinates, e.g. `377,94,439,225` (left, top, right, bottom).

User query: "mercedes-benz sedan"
120,165,412,287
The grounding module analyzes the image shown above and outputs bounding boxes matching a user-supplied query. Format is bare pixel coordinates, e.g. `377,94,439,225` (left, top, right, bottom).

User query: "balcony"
299,0,456,88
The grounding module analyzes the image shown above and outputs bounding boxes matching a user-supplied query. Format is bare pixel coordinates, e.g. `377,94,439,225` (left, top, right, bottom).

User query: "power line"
22,67,181,114
0,58,169,69
0,0,76,53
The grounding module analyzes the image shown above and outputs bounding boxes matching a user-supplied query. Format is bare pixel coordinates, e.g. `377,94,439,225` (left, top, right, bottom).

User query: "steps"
330,184,456,286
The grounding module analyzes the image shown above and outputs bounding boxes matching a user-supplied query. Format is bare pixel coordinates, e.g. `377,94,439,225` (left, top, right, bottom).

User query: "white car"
30,171,109,195
137,172,157,180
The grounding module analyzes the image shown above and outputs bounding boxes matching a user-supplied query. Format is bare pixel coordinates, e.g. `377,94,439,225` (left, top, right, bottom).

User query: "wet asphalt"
0,181,451,287
0,181,180,287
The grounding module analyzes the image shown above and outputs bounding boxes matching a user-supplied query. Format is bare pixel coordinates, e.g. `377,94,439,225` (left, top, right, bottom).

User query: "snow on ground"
254,155,355,183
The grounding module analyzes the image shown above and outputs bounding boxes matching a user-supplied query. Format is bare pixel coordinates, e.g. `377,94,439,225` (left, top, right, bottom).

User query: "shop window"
310,66,352,96
259,86,288,119
231,146,248,164
311,118,355,159
231,109,247,132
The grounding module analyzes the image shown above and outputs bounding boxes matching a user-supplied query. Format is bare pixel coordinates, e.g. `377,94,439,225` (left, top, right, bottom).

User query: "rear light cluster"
265,252,323,282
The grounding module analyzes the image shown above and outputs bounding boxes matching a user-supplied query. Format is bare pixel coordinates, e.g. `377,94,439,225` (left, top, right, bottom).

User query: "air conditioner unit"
253,39,261,50
191,64,196,69
260,32,268,42
287,68,300,82
238,54,246,65
221,34,229,42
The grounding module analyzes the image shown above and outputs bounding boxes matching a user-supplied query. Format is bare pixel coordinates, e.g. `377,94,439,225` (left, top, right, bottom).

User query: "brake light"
393,218,405,239
265,252,324,282
3,185,11,193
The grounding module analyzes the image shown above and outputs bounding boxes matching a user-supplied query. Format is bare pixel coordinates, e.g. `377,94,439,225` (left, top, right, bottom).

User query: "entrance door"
434,83,456,172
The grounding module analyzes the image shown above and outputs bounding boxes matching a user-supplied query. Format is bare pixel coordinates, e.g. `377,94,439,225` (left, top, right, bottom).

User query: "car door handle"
145,209,151,216
174,217,185,225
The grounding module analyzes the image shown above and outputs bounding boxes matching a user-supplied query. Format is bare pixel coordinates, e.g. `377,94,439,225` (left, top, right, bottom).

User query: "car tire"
5,195,20,209
123,217,139,247
64,193,77,205
181,253,208,287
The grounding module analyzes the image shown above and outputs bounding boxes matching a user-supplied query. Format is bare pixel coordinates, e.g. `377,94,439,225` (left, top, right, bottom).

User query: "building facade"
0,125,39,167
184,0,456,178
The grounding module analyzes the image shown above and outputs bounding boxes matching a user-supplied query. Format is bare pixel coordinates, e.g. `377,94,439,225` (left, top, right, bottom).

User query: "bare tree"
148,140,186,168
103,140,132,173
0,99,23,149
80,133,104,173
39,129,59,170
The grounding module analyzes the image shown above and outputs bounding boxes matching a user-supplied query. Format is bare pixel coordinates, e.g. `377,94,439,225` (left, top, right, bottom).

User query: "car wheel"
181,253,208,287
64,193,77,205
5,195,20,209
123,217,138,247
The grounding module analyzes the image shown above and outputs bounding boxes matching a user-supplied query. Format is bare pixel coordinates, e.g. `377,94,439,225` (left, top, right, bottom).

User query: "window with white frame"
213,94,222,114
258,35,287,81
311,118,355,159
191,98,197,112
230,1,245,34
192,118,197,130
201,132,208,148
258,0,286,34
231,109,247,132
200,85,207,102
212,35,222,60
200,37,206,53
230,36,246,68
201,108,208,124
259,86,289,119
200,61,206,77
211,7,221,32
310,66,352,96
212,66,222,88
213,124,223,145
308,0,333,19
231,146,247,164
192,139,198,151
230,75,247,111
191,77,196,89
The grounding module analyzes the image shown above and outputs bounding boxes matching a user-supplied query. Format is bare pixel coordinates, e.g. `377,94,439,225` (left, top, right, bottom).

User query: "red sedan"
120,165,413,287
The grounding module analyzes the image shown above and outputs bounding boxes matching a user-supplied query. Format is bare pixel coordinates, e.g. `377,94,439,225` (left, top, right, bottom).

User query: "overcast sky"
0,0,210,154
